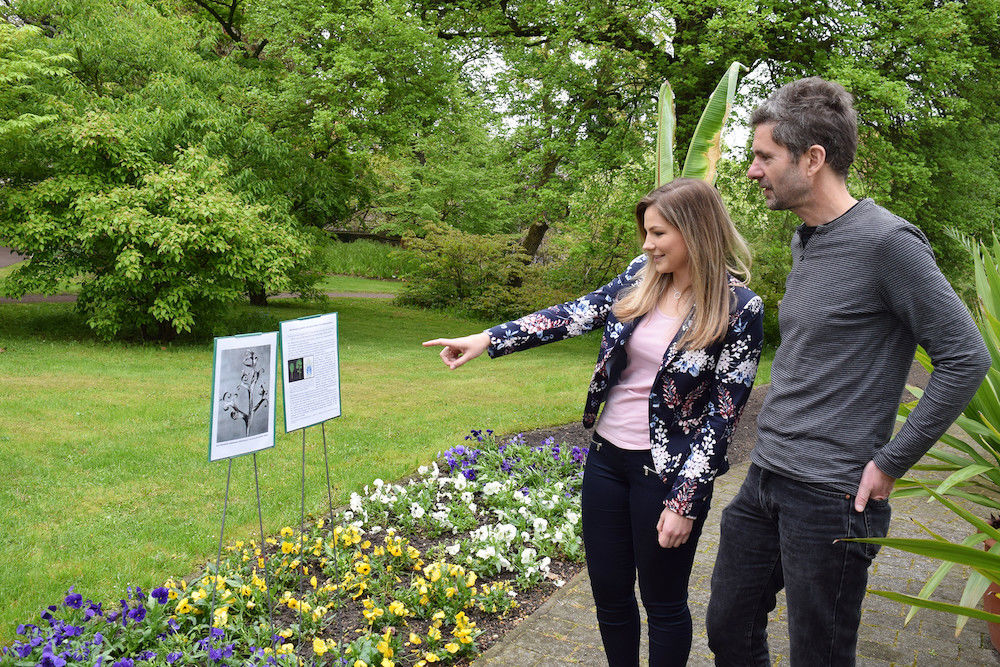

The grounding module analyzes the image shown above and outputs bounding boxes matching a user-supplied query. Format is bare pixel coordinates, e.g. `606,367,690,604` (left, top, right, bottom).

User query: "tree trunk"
248,286,268,306
520,217,549,260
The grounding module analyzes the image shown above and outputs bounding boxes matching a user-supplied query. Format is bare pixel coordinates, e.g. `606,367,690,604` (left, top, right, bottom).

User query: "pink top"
596,307,682,450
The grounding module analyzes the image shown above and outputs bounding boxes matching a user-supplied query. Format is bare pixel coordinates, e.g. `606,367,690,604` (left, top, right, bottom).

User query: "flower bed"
2,431,587,666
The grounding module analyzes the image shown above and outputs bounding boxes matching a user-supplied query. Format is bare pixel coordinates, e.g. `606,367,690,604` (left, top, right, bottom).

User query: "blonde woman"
423,178,764,666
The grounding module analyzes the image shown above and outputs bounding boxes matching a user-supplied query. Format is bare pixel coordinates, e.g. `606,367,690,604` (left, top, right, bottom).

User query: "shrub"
1,136,313,341
397,224,575,322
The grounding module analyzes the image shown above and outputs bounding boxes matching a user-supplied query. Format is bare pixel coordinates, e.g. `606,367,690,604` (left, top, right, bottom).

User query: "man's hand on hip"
854,459,895,512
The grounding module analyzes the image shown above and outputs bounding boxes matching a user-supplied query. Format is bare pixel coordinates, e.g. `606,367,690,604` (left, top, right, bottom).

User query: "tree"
411,0,1000,274
3,135,309,339
0,1,315,337
743,0,1000,286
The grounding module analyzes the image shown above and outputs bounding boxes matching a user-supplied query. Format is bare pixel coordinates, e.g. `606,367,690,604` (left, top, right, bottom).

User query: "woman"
423,178,764,666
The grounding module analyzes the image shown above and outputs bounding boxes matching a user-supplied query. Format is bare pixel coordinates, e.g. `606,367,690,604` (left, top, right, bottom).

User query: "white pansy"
445,543,461,556
349,493,363,513
496,524,518,543
533,517,549,534
520,548,537,565
483,481,503,496
410,503,425,519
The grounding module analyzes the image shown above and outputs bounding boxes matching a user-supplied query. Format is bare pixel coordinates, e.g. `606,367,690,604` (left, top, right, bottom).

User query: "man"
705,77,991,665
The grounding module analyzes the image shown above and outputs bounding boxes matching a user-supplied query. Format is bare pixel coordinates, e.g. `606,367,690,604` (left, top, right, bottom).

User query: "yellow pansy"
313,638,328,656
444,643,459,654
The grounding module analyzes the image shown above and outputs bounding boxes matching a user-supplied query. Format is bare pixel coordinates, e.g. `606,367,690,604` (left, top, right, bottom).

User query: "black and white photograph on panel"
209,332,278,461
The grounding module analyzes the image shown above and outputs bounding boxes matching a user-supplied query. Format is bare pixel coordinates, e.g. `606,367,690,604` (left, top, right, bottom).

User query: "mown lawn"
0,297,600,643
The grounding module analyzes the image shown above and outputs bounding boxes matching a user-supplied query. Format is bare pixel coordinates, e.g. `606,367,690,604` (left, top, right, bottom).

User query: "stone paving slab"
474,460,1000,666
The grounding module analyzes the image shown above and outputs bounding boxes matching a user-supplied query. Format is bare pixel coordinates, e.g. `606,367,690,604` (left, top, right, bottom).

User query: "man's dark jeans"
706,463,891,666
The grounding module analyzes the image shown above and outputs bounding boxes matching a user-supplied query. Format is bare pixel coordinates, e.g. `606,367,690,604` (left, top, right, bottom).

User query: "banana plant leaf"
680,61,743,183
655,80,675,188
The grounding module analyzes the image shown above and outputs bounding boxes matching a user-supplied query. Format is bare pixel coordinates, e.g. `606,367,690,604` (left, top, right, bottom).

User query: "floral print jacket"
486,254,764,519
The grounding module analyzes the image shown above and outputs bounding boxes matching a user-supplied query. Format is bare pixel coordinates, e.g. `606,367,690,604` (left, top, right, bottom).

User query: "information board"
279,313,342,432
209,332,278,461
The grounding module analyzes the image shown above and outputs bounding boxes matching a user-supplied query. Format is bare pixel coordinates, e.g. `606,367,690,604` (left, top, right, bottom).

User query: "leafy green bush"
397,224,576,322
1,133,312,340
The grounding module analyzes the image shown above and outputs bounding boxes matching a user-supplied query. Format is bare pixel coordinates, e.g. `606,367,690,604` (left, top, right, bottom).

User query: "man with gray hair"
705,77,991,665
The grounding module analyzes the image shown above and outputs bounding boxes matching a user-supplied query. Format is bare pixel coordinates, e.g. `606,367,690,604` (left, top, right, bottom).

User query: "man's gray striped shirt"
752,198,990,492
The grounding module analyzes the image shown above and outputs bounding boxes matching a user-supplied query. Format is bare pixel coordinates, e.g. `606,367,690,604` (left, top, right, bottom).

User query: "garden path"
475,365,1000,666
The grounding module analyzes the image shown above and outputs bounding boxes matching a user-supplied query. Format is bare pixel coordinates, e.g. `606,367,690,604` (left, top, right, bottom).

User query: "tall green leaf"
680,61,743,183
868,590,1000,627
655,80,675,188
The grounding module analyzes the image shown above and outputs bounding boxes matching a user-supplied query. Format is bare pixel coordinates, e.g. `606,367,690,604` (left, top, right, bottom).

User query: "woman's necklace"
663,281,691,316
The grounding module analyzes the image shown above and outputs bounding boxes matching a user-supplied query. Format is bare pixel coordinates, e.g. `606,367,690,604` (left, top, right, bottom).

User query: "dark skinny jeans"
582,433,709,666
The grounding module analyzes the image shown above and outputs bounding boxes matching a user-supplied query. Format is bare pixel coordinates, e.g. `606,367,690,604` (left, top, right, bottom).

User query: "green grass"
757,347,774,385
314,274,403,294
0,298,599,643
318,239,420,279
0,297,773,644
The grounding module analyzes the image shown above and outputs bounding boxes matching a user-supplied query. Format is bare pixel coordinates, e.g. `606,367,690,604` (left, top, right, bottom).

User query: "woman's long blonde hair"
612,178,752,350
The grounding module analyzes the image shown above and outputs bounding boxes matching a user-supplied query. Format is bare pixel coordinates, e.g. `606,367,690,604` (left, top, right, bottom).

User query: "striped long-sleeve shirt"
752,199,990,492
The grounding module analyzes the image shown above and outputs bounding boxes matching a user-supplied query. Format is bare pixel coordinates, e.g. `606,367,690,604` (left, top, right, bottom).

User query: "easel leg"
209,458,233,644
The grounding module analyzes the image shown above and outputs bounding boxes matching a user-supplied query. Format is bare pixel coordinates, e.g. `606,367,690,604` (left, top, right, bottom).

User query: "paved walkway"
474,458,1000,666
